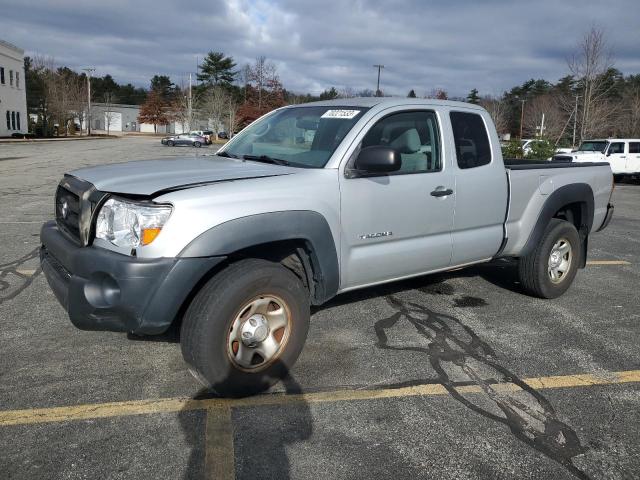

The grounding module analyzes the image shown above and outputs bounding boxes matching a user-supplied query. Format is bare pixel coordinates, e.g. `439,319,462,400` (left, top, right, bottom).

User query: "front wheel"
193,141,202,148
518,218,581,299
180,259,310,396
167,140,175,147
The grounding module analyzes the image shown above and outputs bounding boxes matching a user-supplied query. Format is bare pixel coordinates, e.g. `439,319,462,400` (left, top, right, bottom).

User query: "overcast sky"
1,0,639,97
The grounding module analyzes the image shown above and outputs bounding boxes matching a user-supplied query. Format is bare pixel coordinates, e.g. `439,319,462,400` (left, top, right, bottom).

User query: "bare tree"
568,27,615,141
227,97,239,138
103,92,117,135
479,96,509,135
522,94,567,140
199,86,229,140
247,56,279,109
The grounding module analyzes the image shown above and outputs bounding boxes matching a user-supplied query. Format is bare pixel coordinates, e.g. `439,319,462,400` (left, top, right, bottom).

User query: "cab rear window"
450,112,491,169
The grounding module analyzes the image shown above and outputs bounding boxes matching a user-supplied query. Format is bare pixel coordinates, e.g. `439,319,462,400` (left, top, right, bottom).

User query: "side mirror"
354,146,402,173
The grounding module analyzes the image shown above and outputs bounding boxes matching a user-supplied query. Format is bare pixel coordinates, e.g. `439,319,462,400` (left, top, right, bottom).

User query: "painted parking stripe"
1,369,639,428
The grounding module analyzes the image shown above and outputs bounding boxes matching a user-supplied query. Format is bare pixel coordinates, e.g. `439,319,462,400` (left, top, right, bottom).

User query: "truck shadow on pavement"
178,364,313,480
372,289,590,480
0,247,41,306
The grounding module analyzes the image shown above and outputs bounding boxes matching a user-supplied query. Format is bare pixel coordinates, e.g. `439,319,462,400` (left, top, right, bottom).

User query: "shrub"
526,139,556,160
502,140,524,159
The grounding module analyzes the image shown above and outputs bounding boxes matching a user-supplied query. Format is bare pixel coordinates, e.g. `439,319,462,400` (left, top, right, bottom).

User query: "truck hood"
70,156,300,196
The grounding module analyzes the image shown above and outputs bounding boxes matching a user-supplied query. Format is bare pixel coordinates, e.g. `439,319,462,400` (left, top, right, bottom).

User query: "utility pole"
519,99,526,139
373,64,385,97
572,94,580,147
188,72,192,132
82,68,95,135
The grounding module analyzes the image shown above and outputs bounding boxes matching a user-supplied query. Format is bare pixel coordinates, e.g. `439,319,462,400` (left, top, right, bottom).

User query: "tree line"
23,27,639,142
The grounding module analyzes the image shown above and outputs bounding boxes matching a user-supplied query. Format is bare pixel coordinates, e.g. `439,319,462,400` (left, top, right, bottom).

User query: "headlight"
95,198,172,248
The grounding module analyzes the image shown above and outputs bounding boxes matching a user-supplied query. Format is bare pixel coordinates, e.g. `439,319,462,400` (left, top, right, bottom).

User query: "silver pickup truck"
40,98,614,395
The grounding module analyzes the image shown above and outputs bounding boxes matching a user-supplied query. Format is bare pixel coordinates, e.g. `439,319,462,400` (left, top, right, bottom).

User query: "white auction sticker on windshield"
321,109,360,119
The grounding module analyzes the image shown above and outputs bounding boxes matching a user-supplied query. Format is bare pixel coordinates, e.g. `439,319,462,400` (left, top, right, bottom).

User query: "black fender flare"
178,210,340,304
520,183,594,267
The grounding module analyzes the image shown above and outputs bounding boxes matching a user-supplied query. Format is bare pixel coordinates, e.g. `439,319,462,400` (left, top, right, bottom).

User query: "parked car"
161,133,206,147
190,130,214,144
218,131,229,139
521,139,571,157
553,138,640,180
40,98,614,396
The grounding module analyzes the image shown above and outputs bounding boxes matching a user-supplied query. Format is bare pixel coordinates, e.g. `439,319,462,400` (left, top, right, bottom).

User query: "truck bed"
500,161,612,257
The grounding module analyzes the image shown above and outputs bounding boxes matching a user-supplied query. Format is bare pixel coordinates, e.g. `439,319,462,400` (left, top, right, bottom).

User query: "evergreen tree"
197,51,237,87
466,88,480,104
319,87,338,100
407,89,416,98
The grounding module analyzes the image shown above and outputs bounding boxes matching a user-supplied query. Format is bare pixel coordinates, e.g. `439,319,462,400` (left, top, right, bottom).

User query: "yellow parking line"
586,260,630,265
205,405,235,480
1,369,639,428
15,269,37,276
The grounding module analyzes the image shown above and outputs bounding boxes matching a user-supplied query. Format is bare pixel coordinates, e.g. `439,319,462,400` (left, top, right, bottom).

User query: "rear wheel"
518,218,581,299
167,140,175,147
194,141,202,148
180,259,310,396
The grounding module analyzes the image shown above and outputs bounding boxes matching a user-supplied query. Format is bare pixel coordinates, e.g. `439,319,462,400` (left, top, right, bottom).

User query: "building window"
0,67,4,84
11,111,16,130
5,111,9,130
17,112,21,131
16,72,20,89
9,70,13,86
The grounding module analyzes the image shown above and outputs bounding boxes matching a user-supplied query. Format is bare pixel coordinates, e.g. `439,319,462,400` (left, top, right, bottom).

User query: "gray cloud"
1,0,639,97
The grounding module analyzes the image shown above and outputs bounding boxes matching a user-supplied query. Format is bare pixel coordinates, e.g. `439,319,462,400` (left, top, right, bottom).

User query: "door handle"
430,188,454,197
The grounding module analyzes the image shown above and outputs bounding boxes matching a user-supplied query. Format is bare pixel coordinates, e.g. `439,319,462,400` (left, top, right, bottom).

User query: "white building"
0,39,27,137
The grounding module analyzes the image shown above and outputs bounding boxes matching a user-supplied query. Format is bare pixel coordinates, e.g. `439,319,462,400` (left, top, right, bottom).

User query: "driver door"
339,109,454,289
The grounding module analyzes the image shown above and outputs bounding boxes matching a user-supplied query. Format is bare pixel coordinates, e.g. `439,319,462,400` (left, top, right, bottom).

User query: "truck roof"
288,97,485,110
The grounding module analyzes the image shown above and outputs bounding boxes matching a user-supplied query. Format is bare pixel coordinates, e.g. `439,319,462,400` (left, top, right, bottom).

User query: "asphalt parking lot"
0,137,638,480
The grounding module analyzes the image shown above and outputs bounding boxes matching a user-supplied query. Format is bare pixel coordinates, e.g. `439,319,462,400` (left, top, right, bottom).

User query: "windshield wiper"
216,151,238,158
242,154,290,166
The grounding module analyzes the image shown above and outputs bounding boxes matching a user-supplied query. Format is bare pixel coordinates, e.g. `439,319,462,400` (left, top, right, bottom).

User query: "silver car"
161,133,206,147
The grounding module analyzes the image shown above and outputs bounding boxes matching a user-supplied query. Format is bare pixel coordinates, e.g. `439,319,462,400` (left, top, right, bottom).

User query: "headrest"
390,128,421,154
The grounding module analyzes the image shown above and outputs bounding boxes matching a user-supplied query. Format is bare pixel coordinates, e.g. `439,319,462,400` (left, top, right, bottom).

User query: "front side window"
450,111,491,169
629,142,640,154
608,142,625,154
221,106,368,168
360,110,441,173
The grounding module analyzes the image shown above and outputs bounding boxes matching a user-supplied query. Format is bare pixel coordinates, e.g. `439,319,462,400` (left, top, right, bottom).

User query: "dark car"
161,133,206,147
218,131,229,139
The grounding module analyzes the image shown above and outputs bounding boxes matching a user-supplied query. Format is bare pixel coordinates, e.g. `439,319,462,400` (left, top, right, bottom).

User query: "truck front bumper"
40,221,225,334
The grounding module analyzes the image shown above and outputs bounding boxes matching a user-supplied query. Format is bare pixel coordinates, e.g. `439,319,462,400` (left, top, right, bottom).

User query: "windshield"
577,141,608,153
219,106,368,168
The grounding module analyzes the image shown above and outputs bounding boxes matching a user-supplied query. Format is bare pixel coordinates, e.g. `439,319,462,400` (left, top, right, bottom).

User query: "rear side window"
629,142,640,154
450,111,491,169
608,142,625,154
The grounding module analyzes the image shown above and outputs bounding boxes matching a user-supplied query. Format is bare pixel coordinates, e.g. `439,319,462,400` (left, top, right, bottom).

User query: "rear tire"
167,140,175,147
180,259,310,396
518,218,581,299
194,141,202,148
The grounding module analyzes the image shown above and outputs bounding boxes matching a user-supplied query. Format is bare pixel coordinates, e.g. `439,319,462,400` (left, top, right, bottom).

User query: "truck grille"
56,185,81,242
54,176,101,246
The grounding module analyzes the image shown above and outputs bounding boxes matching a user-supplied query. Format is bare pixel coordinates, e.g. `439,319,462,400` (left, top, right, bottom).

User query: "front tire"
518,218,581,299
180,259,310,396
194,141,202,148
167,140,175,147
